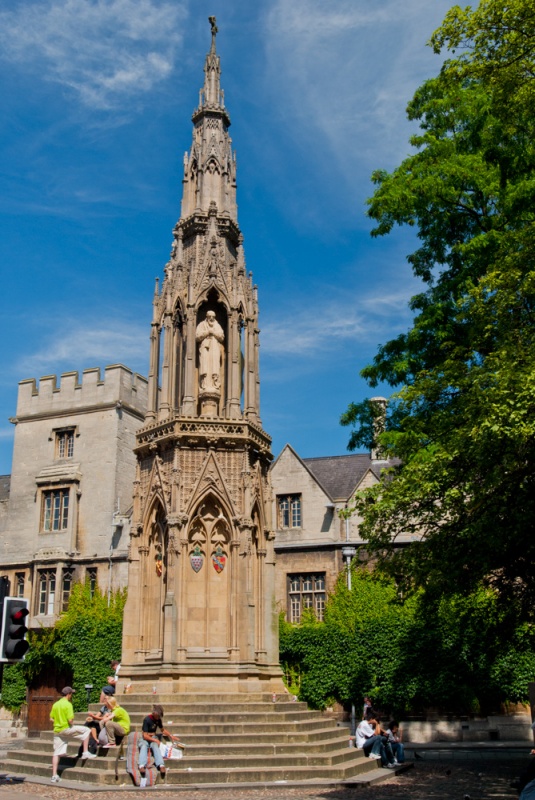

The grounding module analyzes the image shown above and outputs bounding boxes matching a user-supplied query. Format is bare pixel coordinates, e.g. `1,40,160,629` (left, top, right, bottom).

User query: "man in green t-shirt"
49,687,97,782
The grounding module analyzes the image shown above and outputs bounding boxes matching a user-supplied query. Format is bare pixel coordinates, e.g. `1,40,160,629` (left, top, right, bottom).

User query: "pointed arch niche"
196,289,228,416
141,500,168,659
182,493,232,656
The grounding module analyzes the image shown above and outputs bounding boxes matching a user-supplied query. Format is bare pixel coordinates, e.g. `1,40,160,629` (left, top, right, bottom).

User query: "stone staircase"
0,692,380,786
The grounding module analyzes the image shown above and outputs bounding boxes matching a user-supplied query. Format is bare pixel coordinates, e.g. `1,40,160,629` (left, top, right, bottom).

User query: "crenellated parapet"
15,364,148,421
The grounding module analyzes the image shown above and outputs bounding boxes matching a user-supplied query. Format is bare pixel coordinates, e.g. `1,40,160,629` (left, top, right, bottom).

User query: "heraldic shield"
212,544,226,573
190,544,204,573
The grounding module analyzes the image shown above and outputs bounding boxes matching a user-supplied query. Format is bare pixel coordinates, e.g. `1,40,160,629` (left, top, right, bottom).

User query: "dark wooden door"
27,667,71,736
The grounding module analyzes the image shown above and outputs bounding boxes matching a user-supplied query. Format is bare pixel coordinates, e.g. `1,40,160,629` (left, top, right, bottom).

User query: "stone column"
244,318,255,419
227,310,241,419
170,316,183,413
162,519,181,664
255,545,267,661
146,322,160,421
181,308,197,416
177,527,190,658
159,312,172,418
253,325,261,421
229,537,241,660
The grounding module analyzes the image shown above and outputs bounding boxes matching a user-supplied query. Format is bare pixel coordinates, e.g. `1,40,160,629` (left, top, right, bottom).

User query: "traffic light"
0,597,30,662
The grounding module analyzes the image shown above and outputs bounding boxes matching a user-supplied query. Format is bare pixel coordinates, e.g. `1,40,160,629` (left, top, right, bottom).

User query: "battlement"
16,364,148,419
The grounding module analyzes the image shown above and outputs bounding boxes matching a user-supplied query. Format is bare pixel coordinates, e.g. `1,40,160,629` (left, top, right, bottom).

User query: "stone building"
0,365,147,625
271,444,401,623
119,19,281,693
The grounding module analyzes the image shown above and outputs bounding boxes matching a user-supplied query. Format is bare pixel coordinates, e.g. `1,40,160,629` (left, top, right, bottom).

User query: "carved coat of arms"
190,544,204,573
212,545,226,574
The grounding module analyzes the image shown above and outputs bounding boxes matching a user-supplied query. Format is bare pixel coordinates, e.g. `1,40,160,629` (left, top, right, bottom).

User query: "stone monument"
120,19,283,693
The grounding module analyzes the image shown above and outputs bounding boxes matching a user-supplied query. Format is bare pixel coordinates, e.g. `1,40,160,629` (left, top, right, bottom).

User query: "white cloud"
263,0,453,191
262,287,414,357
17,321,148,377
0,0,187,109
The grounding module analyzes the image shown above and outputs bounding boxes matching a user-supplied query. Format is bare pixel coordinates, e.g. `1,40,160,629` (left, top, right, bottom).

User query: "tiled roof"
302,454,398,500
302,454,373,500
0,474,11,502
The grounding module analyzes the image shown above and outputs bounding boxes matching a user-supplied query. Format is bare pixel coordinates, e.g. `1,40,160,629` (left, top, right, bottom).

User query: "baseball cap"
61,687,75,695
102,685,115,696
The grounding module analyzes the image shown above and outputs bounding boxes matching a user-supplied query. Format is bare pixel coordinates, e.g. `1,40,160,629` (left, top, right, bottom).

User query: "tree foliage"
280,567,535,713
341,0,535,617
1,583,126,713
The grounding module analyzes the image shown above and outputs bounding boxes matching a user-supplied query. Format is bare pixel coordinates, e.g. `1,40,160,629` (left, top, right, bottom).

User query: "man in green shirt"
49,687,97,782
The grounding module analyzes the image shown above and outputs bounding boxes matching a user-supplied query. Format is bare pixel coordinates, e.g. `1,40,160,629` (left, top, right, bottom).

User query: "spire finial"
208,16,218,51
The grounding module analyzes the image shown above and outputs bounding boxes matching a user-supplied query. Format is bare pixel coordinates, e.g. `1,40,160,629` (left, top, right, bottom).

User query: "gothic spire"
200,16,225,112
181,17,236,220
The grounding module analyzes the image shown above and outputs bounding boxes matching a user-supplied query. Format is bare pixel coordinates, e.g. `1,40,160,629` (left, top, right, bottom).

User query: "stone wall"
1,364,147,622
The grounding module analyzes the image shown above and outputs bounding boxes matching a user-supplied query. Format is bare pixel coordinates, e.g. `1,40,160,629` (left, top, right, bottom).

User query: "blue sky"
0,0,455,474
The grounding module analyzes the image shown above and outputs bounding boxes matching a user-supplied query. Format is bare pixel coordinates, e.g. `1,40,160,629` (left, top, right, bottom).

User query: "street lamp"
85,684,93,710
341,545,357,590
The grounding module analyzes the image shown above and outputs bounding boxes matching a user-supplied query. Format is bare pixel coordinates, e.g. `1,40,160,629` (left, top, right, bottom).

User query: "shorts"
53,725,91,756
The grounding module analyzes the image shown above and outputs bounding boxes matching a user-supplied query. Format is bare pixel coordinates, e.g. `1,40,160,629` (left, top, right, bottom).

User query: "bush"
0,583,126,714
280,567,535,715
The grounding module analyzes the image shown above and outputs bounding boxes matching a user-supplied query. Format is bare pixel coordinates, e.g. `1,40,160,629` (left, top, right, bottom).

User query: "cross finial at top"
208,16,218,50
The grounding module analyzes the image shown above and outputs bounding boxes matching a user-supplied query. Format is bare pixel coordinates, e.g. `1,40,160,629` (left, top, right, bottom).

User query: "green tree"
1,583,126,713
280,568,535,714
342,0,535,618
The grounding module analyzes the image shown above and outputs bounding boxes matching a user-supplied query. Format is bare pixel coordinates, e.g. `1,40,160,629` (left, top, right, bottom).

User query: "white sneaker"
82,751,98,759
368,753,381,760
51,775,61,782
387,763,397,769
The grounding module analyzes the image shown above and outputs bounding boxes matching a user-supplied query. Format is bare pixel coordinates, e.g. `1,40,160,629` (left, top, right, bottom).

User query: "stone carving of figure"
196,310,224,393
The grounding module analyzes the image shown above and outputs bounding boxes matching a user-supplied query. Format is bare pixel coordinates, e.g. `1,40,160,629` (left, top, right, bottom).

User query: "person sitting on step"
356,711,396,769
100,696,131,748
138,704,181,780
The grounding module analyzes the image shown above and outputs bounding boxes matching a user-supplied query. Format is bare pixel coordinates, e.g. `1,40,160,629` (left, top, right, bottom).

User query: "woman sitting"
100,696,130,748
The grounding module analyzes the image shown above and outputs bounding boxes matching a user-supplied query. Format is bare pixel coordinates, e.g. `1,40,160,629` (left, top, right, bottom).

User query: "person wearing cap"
49,687,97,782
138,704,181,781
99,683,116,704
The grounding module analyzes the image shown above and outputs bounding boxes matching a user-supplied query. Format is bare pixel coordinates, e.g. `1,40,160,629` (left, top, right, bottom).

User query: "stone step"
0,755,376,786
57,719,339,736
115,693,296,703
0,694,376,788
23,732,349,755
78,713,326,727
88,701,309,714
4,744,365,770
36,728,348,752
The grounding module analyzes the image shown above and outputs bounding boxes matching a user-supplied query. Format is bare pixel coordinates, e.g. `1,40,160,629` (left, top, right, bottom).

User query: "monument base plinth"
199,391,220,417
118,662,286,696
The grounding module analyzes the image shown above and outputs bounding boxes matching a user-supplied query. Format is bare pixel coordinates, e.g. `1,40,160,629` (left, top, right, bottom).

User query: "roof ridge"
302,453,370,462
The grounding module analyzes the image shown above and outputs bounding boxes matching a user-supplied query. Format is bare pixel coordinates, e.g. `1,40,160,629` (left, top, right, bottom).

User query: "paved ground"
0,759,525,800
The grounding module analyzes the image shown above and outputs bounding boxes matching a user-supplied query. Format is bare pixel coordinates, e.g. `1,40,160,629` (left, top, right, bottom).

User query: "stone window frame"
86,567,98,598
37,568,56,616
287,573,326,623
48,425,79,460
55,428,75,459
61,567,74,611
277,494,302,529
15,572,25,598
40,486,70,533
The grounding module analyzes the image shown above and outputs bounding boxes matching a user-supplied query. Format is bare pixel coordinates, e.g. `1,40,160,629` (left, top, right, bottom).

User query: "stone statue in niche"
196,311,224,394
